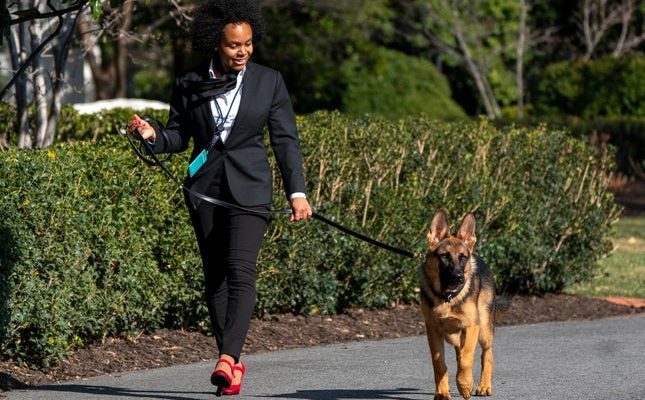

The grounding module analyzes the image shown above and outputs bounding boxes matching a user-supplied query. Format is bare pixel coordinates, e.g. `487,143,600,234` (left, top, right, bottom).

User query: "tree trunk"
516,0,528,118
451,5,500,119
115,0,134,98
9,2,32,149
29,15,49,149
45,10,80,147
0,0,9,148
78,1,135,100
78,10,115,99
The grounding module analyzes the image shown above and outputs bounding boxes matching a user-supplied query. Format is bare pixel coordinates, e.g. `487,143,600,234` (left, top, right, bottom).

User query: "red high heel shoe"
211,358,233,397
221,362,246,395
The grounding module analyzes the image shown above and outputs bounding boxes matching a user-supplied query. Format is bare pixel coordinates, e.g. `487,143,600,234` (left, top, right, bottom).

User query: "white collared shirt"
208,61,244,144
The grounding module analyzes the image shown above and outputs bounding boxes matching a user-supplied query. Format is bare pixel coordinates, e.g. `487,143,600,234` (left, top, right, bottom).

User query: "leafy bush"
533,55,645,118
260,113,620,311
0,103,16,139
55,105,168,142
340,47,466,119
0,137,202,367
0,111,620,367
133,69,173,102
494,116,645,178
0,103,168,145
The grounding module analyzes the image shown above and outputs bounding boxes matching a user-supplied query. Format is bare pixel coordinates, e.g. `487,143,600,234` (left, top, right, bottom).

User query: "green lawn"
566,216,645,298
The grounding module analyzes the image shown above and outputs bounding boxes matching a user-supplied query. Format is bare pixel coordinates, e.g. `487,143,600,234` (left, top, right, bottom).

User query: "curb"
604,297,645,308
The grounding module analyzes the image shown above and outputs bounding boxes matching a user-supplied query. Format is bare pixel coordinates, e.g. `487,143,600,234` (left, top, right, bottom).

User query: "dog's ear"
427,209,450,250
457,213,477,251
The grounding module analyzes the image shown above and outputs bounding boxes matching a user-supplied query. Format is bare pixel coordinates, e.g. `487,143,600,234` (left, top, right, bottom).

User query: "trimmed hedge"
0,139,202,366
494,116,645,178
56,106,169,143
0,111,620,367
0,104,168,146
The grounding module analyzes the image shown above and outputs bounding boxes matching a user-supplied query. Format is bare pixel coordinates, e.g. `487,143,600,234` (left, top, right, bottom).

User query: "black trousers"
185,166,268,361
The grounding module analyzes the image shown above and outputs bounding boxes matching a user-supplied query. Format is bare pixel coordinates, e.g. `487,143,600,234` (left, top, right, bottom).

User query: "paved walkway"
4,315,644,400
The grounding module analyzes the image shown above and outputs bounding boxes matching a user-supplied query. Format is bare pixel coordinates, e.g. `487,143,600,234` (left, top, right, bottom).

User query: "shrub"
56,105,168,142
533,55,645,118
0,103,16,139
340,47,466,119
494,116,645,178
0,137,202,367
260,113,620,311
0,103,168,145
0,111,620,366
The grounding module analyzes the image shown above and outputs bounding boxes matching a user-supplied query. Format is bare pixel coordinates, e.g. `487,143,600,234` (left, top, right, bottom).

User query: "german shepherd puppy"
419,209,495,400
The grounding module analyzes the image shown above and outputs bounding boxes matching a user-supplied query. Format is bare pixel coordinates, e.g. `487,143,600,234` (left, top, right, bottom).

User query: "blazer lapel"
199,101,218,137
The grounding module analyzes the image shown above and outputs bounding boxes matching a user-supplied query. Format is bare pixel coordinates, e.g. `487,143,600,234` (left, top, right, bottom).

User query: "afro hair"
191,0,266,56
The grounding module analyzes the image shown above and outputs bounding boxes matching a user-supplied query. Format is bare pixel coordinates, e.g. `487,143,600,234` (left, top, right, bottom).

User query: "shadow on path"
23,384,214,400
259,387,431,400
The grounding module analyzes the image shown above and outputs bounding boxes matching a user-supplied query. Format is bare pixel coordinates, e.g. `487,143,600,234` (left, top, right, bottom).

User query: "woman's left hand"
290,197,312,222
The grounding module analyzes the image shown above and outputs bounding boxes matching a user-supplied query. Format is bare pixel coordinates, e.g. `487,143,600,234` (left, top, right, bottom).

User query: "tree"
515,0,559,118
1,0,192,148
255,0,393,113
389,0,524,119
77,1,134,100
77,0,193,101
1,0,104,148
576,0,645,61
516,0,528,118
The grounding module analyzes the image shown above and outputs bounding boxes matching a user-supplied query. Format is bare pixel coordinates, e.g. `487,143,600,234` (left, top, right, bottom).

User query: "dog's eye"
439,254,450,262
458,254,468,263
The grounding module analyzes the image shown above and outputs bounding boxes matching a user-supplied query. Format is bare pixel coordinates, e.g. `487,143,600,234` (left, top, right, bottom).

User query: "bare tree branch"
612,0,632,55
578,0,630,61
8,0,87,25
0,1,69,101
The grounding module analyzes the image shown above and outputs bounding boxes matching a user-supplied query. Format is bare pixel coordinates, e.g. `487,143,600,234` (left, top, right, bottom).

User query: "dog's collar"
428,283,461,303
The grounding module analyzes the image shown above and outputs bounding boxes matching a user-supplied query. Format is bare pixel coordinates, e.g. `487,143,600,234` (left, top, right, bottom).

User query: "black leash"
309,213,416,258
125,118,417,259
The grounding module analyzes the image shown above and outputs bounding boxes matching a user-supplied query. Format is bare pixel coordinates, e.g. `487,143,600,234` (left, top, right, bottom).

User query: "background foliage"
3,1,644,150
0,110,620,367
533,55,645,118
339,46,465,119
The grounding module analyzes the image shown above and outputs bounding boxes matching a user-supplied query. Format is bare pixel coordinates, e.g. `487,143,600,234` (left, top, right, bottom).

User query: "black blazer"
152,61,306,207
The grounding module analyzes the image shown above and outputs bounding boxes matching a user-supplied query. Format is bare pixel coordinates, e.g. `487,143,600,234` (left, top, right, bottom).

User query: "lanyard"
209,82,243,151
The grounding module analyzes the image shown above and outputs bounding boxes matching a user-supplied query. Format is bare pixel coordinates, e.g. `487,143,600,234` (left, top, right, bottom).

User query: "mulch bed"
1,293,643,393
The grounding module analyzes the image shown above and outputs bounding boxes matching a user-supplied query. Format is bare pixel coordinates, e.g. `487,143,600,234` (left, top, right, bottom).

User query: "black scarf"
181,74,237,103
181,59,239,103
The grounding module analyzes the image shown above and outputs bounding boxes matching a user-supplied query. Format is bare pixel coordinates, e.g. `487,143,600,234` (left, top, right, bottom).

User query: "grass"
566,216,645,299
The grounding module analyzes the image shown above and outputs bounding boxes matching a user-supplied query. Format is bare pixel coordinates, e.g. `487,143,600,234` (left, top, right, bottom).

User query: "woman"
128,0,312,395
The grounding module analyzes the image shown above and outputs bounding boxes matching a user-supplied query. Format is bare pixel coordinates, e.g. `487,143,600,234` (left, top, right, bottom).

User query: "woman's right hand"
127,114,156,141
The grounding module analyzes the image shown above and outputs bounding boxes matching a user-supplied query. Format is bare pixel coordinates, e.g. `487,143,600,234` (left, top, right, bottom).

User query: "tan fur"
419,209,495,400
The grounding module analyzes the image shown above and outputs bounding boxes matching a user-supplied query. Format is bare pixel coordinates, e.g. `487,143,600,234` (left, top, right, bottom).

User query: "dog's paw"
433,392,451,400
456,381,473,399
475,384,492,396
